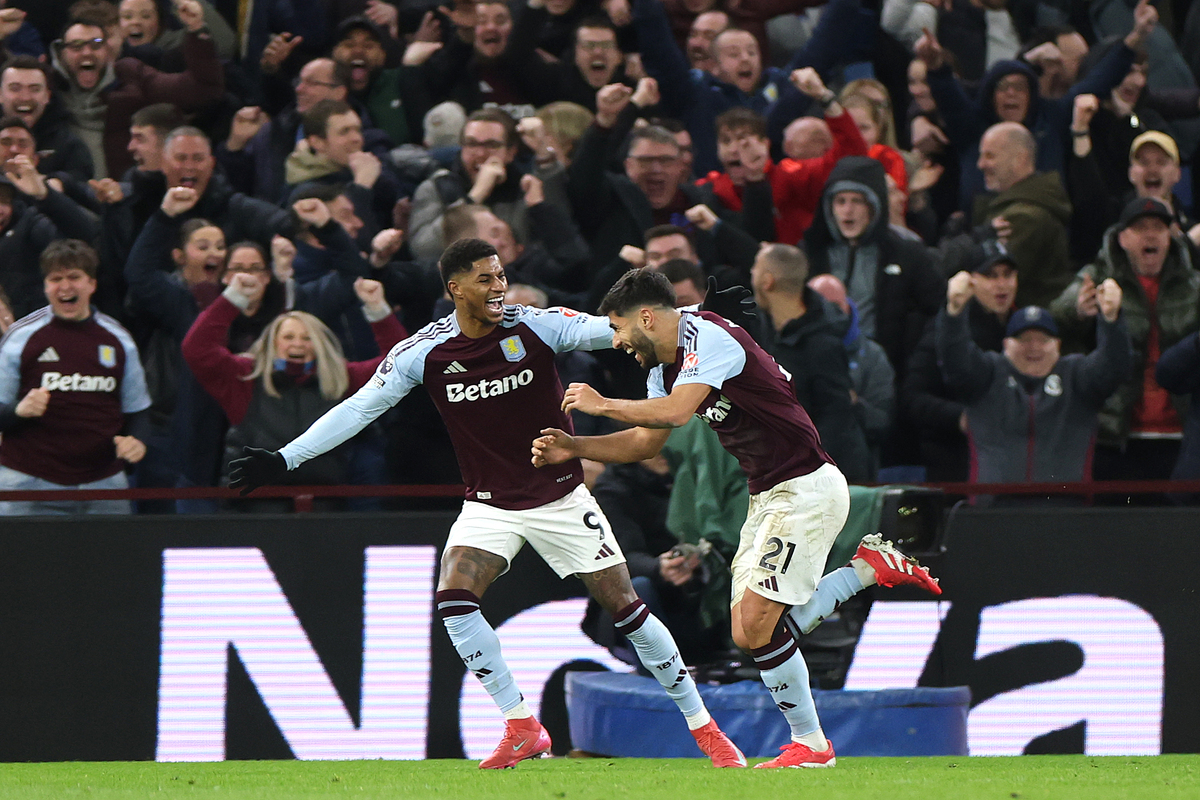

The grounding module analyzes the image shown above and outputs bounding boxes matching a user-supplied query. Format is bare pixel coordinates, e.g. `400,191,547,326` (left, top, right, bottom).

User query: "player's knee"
436,547,504,594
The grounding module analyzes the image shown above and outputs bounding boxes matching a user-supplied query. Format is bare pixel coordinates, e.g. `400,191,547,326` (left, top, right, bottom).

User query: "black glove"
701,276,756,321
228,447,288,496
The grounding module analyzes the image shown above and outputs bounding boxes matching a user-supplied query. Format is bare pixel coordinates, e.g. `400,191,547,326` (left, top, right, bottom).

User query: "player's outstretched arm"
532,426,671,467
228,447,288,495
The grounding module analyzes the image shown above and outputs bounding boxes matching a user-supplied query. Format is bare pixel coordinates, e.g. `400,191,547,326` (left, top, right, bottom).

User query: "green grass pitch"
0,756,1195,800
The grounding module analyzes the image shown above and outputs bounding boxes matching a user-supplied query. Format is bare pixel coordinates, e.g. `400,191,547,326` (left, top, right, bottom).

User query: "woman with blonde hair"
841,78,900,149
182,276,405,495
838,89,910,196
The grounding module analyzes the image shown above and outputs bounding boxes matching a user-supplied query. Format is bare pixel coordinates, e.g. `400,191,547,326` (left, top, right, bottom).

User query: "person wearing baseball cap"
1065,101,1195,264
1127,131,1192,228
936,267,1131,500
1049,193,1200,494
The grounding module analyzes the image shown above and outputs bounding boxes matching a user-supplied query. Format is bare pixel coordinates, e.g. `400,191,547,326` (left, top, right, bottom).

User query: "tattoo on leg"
580,564,639,614
438,547,506,595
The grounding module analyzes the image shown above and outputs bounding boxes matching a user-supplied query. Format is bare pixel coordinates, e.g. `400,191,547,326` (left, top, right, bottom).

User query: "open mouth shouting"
74,57,102,88
12,103,38,123
53,291,84,318
485,295,504,315
350,59,370,88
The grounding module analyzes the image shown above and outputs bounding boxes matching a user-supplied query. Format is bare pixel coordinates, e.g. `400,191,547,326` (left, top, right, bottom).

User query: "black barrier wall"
0,507,1195,760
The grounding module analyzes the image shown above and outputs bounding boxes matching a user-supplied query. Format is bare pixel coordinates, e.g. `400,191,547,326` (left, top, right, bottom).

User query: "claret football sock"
786,566,868,635
436,589,525,715
752,627,823,742
615,599,710,727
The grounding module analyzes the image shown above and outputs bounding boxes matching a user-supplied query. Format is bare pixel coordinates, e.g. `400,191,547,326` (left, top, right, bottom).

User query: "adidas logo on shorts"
758,576,779,592
595,543,615,560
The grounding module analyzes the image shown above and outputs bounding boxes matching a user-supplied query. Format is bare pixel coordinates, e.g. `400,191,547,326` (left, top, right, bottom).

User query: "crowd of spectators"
2,0,1200,532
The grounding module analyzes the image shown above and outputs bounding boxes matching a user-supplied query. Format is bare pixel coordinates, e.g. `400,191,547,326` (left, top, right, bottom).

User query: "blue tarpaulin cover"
566,672,970,758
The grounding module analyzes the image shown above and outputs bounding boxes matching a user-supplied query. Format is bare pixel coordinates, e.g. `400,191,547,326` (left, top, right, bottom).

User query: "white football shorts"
446,484,626,578
731,462,851,608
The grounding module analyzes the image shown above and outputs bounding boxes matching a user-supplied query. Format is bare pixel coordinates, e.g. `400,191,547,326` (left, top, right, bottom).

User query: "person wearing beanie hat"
330,14,435,148
1050,194,1200,496
936,267,1131,498
901,241,1017,482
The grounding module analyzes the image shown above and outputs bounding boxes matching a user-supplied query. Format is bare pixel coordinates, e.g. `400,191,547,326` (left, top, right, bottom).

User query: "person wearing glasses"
508,10,632,111
410,107,555,261
49,1,223,180
567,82,730,273
219,57,352,204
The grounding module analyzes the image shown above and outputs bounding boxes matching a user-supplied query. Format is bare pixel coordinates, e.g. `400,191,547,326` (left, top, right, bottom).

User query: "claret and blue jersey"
652,310,830,494
281,304,614,510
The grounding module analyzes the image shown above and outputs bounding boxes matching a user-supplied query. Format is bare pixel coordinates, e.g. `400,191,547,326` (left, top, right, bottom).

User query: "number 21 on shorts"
759,536,796,573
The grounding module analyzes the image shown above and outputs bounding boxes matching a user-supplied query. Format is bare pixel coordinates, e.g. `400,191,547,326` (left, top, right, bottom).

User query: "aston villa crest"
500,335,526,362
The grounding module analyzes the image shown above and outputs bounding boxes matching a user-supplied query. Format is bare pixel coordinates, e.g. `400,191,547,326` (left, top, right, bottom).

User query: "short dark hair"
644,224,693,247
303,99,356,140
179,217,220,249
463,108,518,148
443,203,488,244
715,107,766,139
131,103,185,136
438,238,498,289
0,55,52,87
0,115,32,135
67,0,117,32
290,182,348,205
41,239,99,279
575,15,617,39
657,259,705,293
228,240,268,263
647,117,686,134
599,267,676,316
625,124,679,158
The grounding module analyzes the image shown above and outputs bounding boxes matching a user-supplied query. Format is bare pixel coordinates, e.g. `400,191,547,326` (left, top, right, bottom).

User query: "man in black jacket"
751,242,870,483
902,247,1018,481
0,55,94,181
103,126,292,279
567,85,727,272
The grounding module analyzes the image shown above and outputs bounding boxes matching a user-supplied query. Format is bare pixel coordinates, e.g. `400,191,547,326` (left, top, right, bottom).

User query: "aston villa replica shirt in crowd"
649,310,831,494
280,305,614,510
0,308,151,485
